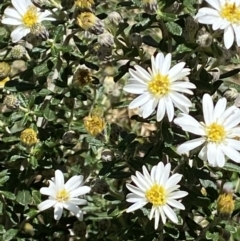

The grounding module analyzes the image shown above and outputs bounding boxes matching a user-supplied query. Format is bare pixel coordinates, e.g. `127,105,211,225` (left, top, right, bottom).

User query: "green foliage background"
0,0,240,240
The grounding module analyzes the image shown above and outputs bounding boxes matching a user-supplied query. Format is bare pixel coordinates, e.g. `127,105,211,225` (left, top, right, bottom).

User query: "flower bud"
129,33,142,47
20,128,38,146
0,62,11,80
108,11,123,25
98,219,111,231
62,130,78,144
23,223,34,236
73,221,87,237
3,95,20,110
97,46,112,61
223,88,238,101
92,178,109,194
101,149,114,162
75,0,94,9
77,12,105,35
11,45,27,59
143,0,158,14
217,193,235,218
196,31,212,47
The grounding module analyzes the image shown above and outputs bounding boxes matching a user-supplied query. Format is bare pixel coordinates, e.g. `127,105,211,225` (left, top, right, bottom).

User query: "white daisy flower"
1,0,55,43
38,170,91,220
126,162,188,229
123,52,196,122
195,0,240,49
174,93,240,167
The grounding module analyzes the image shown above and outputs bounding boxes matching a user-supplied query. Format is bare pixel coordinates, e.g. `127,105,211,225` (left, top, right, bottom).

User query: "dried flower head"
0,62,11,80
30,23,49,39
196,28,212,47
4,95,20,110
98,32,114,47
108,11,123,25
84,115,105,136
77,12,105,35
62,130,78,144
20,128,38,146
75,0,94,9
223,88,238,101
73,68,92,87
11,45,27,59
217,193,235,218
142,0,158,14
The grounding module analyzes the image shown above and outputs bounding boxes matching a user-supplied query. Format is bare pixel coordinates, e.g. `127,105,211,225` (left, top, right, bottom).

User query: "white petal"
126,201,147,212
221,145,240,163
214,97,226,120
142,166,154,186
155,162,164,183
169,92,192,107
40,187,56,198
128,93,151,109
129,67,151,84
215,147,225,167
168,190,188,199
4,7,22,19
224,109,240,130
55,170,65,189
135,171,151,189
165,96,175,122
207,142,218,166
54,203,63,220
177,138,205,154
205,0,221,10
203,94,214,125
65,175,84,192
159,207,167,224
123,84,147,94
163,205,178,223
12,0,28,15
165,174,182,190
170,69,190,81
149,206,156,220
167,199,185,210
68,198,87,205
224,26,234,49
38,199,56,211
154,208,160,230
11,26,30,43
126,193,146,203
161,53,172,75
160,163,171,185
142,98,158,119
226,139,240,150
126,184,145,197
156,98,166,122
2,17,22,25
168,62,186,79
69,186,91,197
233,25,240,46
63,202,82,220
198,145,208,161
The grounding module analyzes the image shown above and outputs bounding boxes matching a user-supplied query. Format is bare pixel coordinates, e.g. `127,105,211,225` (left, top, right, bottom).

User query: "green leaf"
0,191,15,200
2,229,18,241
16,190,32,205
43,107,56,121
142,35,159,47
0,225,5,234
0,176,9,186
223,162,240,173
165,22,182,36
32,190,41,205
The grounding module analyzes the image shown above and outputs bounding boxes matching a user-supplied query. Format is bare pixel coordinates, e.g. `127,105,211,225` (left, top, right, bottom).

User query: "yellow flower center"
22,6,38,28
206,123,226,143
220,3,240,24
56,189,69,202
84,115,105,136
145,184,166,206
148,73,170,96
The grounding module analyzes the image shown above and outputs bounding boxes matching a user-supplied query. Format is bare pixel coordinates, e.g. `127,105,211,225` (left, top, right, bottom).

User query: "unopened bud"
62,130,78,144
101,149,114,162
30,23,49,39
23,223,34,236
143,0,158,14
11,45,27,59
92,178,109,194
73,221,87,237
223,88,238,101
129,33,142,47
3,95,20,110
